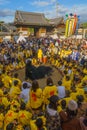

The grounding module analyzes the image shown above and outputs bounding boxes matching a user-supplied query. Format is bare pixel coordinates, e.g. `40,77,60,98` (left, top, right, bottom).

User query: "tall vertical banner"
68,19,73,36
72,18,75,34
75,16,80,35
65,19,69,37
73,17,78,34
65,14,79,37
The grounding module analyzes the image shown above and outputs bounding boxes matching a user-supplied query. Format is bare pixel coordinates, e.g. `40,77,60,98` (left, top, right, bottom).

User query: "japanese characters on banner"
65,14,80,37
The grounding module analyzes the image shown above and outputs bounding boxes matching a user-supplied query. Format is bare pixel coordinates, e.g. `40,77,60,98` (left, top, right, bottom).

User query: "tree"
0,21,4,24
82,22,87,28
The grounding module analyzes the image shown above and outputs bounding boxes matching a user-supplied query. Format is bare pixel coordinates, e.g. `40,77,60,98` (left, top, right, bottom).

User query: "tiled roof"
14,11,64,27
14,10,49,26
49,17,64,26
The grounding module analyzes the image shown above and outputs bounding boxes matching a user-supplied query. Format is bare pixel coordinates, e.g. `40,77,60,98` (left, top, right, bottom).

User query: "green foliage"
28,28,34,33
45,18,50,22
0,21,4,24
82,22,87,28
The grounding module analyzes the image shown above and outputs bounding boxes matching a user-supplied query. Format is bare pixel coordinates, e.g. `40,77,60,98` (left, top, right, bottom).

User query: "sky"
0,0,87,23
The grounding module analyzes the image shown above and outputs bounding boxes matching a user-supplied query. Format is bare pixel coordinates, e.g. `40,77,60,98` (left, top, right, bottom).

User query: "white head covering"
68,100,78,111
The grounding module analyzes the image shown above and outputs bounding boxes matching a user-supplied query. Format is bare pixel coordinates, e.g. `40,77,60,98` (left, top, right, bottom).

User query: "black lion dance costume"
25,60,52,80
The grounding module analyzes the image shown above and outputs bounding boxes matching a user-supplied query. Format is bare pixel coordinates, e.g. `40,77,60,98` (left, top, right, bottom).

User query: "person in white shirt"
20,82,31,103
22,78,32,91
57,80,66,99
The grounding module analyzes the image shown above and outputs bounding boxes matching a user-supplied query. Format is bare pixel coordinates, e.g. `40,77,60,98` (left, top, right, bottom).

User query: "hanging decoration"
65,13,80,37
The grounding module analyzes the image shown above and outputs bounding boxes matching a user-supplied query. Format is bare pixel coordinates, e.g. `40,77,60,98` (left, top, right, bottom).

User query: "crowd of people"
0,36,87,130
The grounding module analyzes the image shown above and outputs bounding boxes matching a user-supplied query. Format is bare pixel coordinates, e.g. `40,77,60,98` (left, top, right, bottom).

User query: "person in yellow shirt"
0,81,4,95
32,57,37,66
83,66,87,74
62,96,72,105
37,47,43,64
82,75,87,84
62,70,68,82
27,80,43,112
18,102,32,126
15,124,24,130
18,60,25,69
76,88,85,97
9,80,21,99
10,99,20,112
62,75,72,91
12,73,22,88
0,63,3,73
43,77,58,105
1,92,10,110
2,71,12,89
0,105,4,129
70,92,78,101
30,117,47,130
4,109,18,130
6,119,23,130
0,84,7,112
